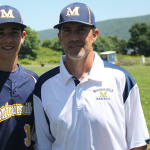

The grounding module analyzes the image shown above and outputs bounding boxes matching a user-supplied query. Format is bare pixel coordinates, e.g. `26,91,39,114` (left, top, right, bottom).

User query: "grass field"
123,66,150,128
123,65,150,149
24,64,150,148
25,64,58,76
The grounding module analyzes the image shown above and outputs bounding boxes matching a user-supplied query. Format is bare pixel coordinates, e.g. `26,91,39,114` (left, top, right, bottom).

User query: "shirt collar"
59,52,105,84
88,52,105,81
60,55,73,85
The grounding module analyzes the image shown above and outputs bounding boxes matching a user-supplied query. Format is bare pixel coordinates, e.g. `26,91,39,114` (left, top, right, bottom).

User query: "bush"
20,27,40,59
19,59,32,65
47,56,60,64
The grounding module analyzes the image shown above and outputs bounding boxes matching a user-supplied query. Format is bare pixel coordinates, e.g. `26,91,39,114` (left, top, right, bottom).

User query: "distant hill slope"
37,14,150,41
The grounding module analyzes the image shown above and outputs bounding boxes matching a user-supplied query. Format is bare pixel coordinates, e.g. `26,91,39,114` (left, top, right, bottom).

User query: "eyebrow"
0,27,21,31
12,27,21,30
62,24,91,29
62,26,70,29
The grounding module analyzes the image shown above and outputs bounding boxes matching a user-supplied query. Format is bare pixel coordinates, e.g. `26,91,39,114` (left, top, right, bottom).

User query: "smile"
2,46,15,51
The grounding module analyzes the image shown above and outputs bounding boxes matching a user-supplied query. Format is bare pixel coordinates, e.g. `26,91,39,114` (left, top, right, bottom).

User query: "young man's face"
58,22,99,60
0,23,26,60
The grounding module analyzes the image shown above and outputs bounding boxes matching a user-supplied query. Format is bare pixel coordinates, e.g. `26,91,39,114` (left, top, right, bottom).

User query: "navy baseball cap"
54,2,96,29
0,5,26,28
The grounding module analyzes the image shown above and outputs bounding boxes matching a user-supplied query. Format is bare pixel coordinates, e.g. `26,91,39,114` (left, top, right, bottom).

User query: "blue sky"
0,0,150,31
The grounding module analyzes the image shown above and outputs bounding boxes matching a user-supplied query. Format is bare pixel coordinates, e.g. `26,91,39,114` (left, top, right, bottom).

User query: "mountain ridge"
37,14,150,41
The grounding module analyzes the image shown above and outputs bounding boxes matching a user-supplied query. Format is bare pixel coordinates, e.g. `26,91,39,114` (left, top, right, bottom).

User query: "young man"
33,2,149,150
0,5,38,150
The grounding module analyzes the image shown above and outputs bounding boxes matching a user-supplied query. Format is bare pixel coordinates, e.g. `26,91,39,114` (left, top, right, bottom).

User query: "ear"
93,28,99,41
21,31,26,44
58,31,61,41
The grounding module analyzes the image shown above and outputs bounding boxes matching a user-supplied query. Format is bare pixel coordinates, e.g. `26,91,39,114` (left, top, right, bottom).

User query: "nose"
1,33,14,41
6,35,14,44
69,30,80,41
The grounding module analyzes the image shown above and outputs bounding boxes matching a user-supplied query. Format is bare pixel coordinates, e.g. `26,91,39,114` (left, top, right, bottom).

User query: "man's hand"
131,145,148,150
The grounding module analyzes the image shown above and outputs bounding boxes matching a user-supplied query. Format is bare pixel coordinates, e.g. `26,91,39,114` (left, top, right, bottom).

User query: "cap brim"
0,22,26,28
54,20,95,29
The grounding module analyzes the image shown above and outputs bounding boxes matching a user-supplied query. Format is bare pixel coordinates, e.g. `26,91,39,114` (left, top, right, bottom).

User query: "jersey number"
24,124,31,147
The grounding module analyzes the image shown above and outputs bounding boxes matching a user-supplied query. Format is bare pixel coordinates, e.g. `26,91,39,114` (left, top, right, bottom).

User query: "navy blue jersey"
0,64,38,150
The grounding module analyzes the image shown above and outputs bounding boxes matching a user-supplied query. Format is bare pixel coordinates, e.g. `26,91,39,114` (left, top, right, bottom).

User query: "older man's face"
58,22,99,60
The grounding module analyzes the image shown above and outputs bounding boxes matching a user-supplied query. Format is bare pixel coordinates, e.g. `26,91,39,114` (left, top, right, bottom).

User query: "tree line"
21,22,150,60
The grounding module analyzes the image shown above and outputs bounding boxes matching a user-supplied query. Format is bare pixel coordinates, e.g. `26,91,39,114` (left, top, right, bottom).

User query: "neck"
0,56,18,72
65,51,95,80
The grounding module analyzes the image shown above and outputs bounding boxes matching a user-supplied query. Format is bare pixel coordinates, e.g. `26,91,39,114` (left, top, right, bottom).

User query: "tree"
93,34,127,54
118,40,128,54
128,23,150,56
42,38,63,53
51,38,63,52
108,35,128,54
93,34,114,52
42,39,52,48
19,27,40,59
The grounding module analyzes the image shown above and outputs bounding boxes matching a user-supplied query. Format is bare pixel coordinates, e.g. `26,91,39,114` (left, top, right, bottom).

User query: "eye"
11,31,21,36
79,27,85,31
0,31,4,37
78,28,84,32
62,28,71,33
77,27,90,34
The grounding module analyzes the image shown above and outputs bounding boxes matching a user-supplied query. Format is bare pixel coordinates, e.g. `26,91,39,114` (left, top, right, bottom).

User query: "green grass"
117,54,150,66
123,65,150,130
123,65,150,149
25,64,58,76
18,47,62,65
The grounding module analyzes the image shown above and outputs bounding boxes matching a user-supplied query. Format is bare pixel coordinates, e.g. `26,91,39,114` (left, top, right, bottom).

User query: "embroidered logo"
93,88,113,100
0,9,15,18
66,7,80,16
100,91,107,97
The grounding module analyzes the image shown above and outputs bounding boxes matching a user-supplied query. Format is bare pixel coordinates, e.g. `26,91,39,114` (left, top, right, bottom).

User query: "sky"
0,0,150,31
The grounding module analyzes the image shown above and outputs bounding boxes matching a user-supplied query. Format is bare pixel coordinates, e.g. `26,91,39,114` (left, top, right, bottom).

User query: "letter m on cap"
66,7,80,16
0,9,15,18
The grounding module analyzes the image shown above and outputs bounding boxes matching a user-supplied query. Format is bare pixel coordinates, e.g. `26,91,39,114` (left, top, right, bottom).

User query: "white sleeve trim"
125,84,149,149
33,95,53,150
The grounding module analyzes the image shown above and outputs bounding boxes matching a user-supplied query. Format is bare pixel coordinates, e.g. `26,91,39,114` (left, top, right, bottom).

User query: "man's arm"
125,84,149,149
33,94,53,150
131,145,148,150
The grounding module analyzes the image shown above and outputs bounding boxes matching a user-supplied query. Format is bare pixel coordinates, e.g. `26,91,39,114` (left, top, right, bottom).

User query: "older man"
33,2,149,150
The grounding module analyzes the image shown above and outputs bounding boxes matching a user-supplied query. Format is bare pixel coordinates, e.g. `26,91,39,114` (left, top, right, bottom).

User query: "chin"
68,54,86,60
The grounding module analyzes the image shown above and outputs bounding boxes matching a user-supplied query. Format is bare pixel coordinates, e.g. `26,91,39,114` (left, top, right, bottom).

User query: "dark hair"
58,22,95,31
20,26,25,32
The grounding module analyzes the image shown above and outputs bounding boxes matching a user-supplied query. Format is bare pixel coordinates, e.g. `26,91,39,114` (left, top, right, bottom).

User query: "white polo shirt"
33,52,149,150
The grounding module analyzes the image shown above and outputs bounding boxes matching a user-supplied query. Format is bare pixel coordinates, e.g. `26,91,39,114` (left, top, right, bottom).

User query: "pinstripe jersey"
0,64,38,150
34,52,149,150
